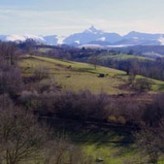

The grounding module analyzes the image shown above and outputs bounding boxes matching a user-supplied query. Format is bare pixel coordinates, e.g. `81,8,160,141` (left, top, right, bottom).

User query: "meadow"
19,55,164,94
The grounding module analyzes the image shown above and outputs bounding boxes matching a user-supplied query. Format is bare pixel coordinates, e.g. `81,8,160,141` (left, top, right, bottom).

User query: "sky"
0,0,164,36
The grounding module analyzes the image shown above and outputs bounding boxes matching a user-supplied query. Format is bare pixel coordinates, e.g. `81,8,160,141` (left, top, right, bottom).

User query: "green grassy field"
69,130,139,164
99,54,153,61
19,55,164,94
19,56,128,94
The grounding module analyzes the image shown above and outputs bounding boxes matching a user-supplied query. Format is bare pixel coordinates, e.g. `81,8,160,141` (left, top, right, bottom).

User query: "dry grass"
19,56,164,94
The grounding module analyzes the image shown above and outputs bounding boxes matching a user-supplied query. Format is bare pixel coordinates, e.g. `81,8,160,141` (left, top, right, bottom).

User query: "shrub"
132,78,152,92
135,121,164,164
142,93,164,126
0,66,23,97
32,66,49,81
54,91,109,122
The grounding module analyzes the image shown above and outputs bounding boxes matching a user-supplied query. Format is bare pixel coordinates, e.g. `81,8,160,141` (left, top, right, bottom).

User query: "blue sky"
0,0,164,36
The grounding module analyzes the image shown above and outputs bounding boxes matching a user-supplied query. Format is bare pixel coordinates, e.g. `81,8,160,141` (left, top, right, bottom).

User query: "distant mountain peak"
129,31,138,34
84,26,103,34
1,28,164,47
126,31,141,36
89,25,98,31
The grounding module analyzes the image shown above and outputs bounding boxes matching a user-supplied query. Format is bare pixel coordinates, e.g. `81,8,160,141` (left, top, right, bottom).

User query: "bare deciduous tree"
0,42,17,65
0,106,47,164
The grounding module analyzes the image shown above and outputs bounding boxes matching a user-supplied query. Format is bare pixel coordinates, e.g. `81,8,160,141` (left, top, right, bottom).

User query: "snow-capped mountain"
63,27,164,47
117,31,162,46
1,26,164,47
63,26,122,46
124,31,161,40
0,34,60,45
7,34,46,43
0,34,65,45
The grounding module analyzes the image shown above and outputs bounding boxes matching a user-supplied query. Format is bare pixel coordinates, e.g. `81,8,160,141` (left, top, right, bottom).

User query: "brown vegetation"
0,41,164,163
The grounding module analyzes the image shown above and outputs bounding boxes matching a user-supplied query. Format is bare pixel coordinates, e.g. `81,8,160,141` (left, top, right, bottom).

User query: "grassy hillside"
19,55,164,94
19,56,127,94
99,54,153,61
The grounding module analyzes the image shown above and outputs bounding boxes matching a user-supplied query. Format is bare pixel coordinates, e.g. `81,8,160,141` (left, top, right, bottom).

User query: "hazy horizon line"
1,26,164,37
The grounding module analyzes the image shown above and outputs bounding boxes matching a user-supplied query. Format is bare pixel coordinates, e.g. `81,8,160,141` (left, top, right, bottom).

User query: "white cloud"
0,6,164,35
84,18,164,35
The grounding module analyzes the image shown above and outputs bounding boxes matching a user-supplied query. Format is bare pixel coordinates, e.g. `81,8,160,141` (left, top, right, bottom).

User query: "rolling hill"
19,55,164,94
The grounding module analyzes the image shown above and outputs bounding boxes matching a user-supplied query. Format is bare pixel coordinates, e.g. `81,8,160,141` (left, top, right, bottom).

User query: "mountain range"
1,26,164,47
